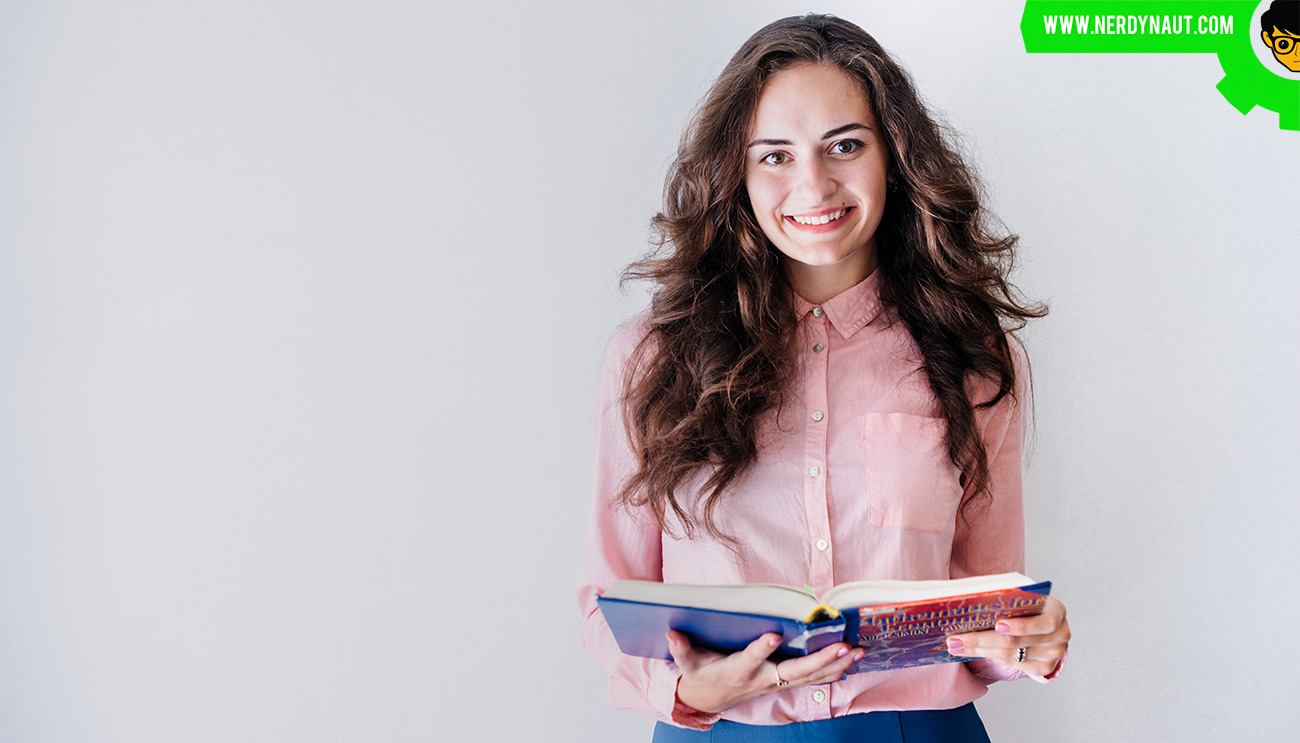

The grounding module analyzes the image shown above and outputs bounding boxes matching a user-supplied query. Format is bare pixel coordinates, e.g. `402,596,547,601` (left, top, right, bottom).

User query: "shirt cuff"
649,663,723,730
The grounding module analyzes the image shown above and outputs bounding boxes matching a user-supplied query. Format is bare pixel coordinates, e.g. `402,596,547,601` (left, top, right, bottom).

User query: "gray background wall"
2,0,1296,741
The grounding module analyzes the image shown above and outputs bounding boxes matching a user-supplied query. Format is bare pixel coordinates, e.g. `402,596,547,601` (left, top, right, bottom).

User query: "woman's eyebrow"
746,123,872,149
822,122,870,138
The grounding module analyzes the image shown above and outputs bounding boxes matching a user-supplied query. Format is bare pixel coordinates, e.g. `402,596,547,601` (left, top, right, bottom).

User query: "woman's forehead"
749,63,875,135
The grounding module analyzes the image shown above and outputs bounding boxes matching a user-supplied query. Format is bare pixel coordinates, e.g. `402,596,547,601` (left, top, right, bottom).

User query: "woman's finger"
948,627,1069,658
794,646,864,686
668,631,784,673
946,614,1069,681
771,642,861,687
947,598,1070,652
948,627,1063,652
665,631,726,673
738,632,785,669
955,642,1063,678
987,596,1066,637
664,631,697,673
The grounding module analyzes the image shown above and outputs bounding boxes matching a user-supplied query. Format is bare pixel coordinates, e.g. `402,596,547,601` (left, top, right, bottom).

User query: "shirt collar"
793,268,884,339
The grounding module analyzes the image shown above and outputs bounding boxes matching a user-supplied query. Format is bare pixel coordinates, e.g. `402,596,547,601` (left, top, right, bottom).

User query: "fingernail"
836,647,848,658
768,637,781,648
853,651,865,661
995,622,1011,633
946,638,963,652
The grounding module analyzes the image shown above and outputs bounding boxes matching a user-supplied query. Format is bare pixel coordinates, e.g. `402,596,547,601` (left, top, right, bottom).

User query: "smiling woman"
578,13,1069,742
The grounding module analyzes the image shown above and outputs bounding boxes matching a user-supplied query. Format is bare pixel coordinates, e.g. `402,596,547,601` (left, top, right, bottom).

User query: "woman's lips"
785,206,854,231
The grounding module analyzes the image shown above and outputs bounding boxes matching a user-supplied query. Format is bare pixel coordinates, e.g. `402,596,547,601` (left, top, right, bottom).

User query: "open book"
596,572,1050,674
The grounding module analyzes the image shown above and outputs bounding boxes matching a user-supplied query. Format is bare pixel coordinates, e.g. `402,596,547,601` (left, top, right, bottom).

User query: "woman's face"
743,63,890,299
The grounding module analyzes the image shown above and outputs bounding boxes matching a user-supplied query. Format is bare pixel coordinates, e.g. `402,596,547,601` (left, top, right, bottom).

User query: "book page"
601,580,824,622
821,572,1035,610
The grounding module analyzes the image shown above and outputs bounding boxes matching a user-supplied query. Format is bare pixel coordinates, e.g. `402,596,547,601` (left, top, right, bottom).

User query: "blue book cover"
596,596,848,661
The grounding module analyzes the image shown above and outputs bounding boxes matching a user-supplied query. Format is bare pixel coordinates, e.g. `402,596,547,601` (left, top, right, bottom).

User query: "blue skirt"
651,703,990,742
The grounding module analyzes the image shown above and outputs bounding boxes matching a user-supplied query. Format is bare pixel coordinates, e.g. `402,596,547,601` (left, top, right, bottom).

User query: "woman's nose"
794,158,836,201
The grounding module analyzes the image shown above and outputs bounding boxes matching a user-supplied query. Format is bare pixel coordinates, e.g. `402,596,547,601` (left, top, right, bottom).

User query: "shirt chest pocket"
860,413,963,533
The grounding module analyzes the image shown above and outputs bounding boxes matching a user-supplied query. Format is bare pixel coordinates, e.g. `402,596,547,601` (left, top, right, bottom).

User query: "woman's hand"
945,596,1070,678
667,631,864,714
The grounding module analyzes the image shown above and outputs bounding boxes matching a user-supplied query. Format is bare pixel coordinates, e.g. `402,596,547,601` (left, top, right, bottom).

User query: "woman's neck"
785,250,879,305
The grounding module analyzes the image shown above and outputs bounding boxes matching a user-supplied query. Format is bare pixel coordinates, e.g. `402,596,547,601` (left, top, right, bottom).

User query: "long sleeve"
949,337,1029,583
576,320,722,729
952,337,1066,685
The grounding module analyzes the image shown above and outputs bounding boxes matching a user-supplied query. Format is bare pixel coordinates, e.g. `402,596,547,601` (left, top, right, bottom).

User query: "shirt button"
809,466,821,477
811,410,824,422
815,538,828,551
812,689,827,703
812,343,824,353
812,307,824,318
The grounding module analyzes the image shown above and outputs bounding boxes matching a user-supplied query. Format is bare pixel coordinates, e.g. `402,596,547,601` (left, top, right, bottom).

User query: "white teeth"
791,209,847,225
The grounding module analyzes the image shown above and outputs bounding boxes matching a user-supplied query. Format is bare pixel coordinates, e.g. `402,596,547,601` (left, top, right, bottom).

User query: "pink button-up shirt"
579,271,1050,729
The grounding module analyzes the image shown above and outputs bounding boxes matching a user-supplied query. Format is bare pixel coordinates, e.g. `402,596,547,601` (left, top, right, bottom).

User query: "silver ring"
774,666,789,688
1016,647,1027,663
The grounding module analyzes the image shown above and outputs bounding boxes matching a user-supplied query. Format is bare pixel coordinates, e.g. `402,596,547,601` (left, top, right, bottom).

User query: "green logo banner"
1021,1,1300,130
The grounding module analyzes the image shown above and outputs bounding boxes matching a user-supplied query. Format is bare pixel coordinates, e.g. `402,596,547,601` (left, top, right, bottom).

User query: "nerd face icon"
1261,1,1300,72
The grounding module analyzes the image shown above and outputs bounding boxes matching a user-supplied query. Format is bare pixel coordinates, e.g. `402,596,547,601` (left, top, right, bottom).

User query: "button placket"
801,311,834,592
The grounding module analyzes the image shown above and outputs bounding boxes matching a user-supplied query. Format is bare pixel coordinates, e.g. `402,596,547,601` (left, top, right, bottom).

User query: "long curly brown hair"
617,14,1045,544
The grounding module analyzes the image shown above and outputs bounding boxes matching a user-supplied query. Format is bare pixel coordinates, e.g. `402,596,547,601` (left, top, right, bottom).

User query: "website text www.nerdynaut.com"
1022,1,1300,131
1042,13,1234,35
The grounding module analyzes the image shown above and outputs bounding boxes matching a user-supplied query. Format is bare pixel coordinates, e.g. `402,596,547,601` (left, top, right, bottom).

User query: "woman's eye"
831,139,862,155
760,152,788,166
